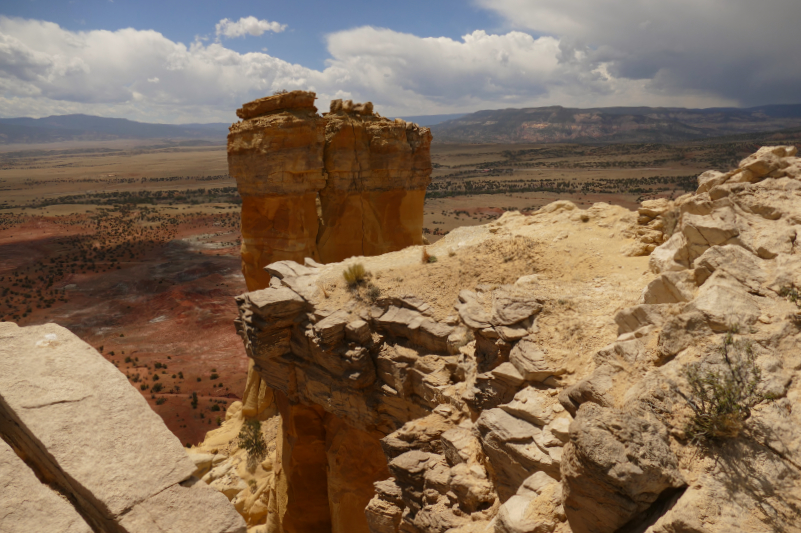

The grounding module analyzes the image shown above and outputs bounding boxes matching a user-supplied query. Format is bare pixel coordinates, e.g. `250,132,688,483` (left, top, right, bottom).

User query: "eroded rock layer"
228,145,801,533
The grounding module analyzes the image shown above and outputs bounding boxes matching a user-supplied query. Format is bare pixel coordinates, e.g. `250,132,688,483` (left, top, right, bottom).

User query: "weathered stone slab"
0,438,92,533
491,288,543,326
0,322,245,533
509,337,565,382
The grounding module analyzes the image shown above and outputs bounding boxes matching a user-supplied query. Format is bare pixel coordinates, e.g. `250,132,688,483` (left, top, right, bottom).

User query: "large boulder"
0,438,92,533
0,322,245,533
561,403,685,533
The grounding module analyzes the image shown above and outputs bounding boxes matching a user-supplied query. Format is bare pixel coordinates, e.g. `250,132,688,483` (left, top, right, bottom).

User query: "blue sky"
1,0,800,123
4,0,506,70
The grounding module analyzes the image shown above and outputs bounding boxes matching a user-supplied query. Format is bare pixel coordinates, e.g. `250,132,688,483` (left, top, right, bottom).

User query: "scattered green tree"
237,419,268,469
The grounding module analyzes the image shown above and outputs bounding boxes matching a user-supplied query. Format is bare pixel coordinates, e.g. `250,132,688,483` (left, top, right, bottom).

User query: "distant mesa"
430,103,801,143
0,114,229,144
6,103,800,145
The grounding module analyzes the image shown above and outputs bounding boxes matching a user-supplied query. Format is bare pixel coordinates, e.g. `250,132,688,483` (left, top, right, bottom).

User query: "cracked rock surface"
0,322,246,533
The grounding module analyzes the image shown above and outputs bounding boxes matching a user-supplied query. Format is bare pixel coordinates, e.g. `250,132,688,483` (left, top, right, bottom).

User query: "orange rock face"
273,392,389,533
317,109,432,263
228,95,326,291
228,91,431,533
228,91,432,286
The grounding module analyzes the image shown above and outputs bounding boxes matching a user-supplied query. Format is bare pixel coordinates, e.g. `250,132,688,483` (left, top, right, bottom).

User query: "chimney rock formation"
228,91,432,289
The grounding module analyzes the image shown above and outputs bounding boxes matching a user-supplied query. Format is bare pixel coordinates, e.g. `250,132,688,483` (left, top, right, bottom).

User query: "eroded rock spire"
227,90,432,289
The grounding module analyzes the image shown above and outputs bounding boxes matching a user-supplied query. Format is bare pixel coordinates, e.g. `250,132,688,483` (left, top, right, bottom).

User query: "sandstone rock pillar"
324,414,390,533
228,93,433,533
317,99,432,263
228,90,327,291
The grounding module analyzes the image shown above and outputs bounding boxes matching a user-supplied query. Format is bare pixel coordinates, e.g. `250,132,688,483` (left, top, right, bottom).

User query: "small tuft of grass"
343,263,366,287
422,248,437,263
366,284,381,303
779,285,800,307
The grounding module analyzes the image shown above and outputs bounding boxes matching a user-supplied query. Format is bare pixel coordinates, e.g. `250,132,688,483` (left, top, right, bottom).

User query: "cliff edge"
222,145,801,533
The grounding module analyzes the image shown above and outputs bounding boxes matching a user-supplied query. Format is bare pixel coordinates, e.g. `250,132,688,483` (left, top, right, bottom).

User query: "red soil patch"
0,208,248,445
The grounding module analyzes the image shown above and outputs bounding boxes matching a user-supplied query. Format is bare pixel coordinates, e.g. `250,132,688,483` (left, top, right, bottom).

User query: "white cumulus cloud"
476,0,801,106
215,16,286,39
0,13,762,124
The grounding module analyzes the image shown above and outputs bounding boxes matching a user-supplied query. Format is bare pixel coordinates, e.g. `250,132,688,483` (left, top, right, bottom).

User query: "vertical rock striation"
317,100,432,263
228,91,326,291
227,92,432,533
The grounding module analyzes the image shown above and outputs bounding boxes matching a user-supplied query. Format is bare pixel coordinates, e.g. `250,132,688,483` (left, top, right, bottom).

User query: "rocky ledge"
228,145,801,533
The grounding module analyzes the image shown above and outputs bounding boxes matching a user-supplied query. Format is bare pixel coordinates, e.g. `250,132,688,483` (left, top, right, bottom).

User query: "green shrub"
779,285,800,307
343,263,366,287
678,330,769,444
366,284,381,302
152,382,163,393
238,419,268,468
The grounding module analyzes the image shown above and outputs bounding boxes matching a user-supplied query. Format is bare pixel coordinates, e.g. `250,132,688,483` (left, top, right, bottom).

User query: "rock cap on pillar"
236,90,318,120
228,90,327,290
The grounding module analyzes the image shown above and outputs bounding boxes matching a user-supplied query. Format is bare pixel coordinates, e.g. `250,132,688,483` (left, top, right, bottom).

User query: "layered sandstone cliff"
228,91,432,288
225,145,801,533
226,92,433,533
0,322,246,533
318,100,432,263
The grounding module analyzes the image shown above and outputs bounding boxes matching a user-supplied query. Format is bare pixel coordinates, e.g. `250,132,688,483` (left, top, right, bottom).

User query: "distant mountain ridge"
0,114,230,144
0,112,465,145
430,104,801,144
5,105,801,145
392,113,467,126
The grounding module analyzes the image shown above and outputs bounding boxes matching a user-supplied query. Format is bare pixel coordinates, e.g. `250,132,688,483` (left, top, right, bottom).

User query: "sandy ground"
312,202,654,385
